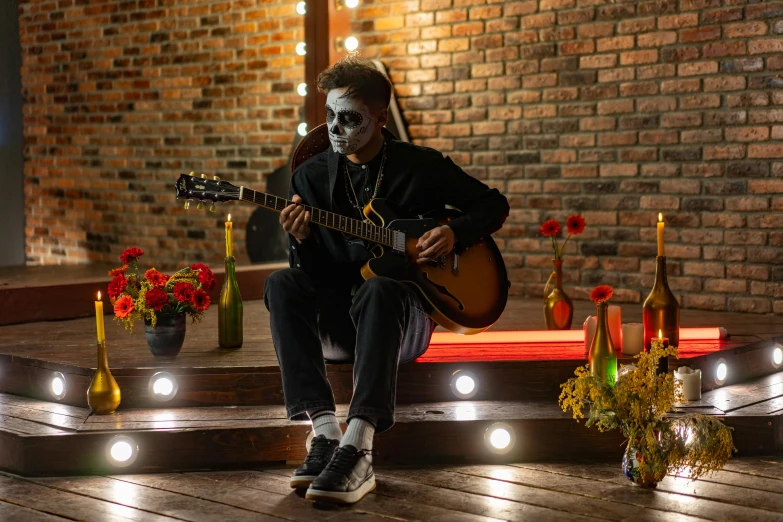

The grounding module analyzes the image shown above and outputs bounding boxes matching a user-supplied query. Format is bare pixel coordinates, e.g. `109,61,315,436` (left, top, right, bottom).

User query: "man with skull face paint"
264,57,509,505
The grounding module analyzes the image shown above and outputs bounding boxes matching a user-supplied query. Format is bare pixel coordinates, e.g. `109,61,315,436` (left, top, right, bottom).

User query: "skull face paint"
326,88,375,155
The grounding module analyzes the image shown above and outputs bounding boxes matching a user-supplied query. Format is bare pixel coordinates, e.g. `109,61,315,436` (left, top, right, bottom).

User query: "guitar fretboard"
240,187,394,247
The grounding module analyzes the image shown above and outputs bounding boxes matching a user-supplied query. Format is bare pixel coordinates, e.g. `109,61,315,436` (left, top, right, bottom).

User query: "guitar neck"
238,187,393,247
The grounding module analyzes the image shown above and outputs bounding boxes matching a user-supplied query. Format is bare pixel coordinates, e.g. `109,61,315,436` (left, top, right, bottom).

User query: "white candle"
583,315,596,356
622,323,644,355
675,366,702,401
608,305,622,353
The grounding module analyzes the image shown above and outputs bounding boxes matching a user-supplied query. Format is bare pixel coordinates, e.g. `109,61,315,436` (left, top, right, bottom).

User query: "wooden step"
0,375,781,477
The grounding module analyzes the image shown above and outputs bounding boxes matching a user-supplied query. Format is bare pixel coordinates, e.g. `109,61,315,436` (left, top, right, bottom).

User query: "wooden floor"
2,456,783,521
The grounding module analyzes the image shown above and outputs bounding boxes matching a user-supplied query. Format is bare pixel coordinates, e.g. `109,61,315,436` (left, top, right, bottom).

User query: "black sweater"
287,137,510,291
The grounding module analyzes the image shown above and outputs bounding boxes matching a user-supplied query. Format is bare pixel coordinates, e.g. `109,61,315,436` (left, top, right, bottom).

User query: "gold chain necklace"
343,142,386,221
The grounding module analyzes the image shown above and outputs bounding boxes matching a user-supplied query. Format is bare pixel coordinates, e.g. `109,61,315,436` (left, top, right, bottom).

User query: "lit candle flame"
658,329,662,339
228,214,231,222
97,291,101,300
658,213,663,222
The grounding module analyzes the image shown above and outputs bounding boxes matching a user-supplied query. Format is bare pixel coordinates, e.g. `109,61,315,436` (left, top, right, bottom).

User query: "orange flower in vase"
541,215,587,330
588,284,618,384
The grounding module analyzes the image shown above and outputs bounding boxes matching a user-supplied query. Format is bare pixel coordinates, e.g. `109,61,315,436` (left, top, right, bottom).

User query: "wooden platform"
0,262,286,326
1,298,781,409
3,456,783,521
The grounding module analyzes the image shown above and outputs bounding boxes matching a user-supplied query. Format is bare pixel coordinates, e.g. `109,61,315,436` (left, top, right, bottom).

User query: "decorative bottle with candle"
219,214,243,349
589,301,617,385
87,291,121,414
643,214,680,354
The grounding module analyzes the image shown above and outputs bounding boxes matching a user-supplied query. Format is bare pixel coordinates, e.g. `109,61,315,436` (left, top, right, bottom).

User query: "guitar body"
359,199,508,335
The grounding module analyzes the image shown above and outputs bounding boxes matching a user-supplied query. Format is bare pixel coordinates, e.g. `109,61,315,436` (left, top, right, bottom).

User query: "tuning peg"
200,173,207,179
189,171,194,176
183,201,190,210
209,203,216,212
197,202,204,210
213,175,221,181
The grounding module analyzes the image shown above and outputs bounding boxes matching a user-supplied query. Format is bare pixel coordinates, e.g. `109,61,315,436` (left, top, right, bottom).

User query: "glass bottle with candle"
219,214,243,349
87,292,121,414
643,214,680,354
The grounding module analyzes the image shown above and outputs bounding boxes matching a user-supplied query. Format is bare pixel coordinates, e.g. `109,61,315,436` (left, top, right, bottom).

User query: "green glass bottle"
589,301,617,385
218,256,243,349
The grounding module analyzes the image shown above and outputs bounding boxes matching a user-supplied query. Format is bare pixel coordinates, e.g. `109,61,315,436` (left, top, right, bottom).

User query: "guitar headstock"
175,173,240,210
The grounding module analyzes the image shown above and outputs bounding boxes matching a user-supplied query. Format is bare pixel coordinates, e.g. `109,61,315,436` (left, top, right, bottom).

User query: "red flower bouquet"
108,247,215,331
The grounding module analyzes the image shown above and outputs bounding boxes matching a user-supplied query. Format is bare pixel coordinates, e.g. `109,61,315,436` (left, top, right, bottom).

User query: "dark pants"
263,268,435,433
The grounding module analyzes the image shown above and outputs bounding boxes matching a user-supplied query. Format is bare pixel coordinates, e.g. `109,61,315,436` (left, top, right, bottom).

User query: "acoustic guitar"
175,174,508,335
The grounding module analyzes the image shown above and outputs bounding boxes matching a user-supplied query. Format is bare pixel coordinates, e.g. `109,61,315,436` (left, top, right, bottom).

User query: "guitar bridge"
392,230,406,254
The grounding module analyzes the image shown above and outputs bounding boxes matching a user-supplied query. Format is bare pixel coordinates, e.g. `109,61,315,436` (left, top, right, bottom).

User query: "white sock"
340,417,375,455
308,410,342,441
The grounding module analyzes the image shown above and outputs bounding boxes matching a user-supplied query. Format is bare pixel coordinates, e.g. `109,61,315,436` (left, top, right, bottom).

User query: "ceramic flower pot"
622,442,660,488
144,313,186,357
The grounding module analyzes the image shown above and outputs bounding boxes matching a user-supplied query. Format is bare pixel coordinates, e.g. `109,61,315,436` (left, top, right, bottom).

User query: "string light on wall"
335,36,359,53
335,0,360,8
296,1,306,15
296,42,307,56
297,83,307,96
297,123,308,136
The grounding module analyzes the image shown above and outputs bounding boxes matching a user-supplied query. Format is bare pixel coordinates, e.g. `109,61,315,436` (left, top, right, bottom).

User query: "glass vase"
219,256,243,349
589,301,617,384
543,259,573,330
87,340,121,414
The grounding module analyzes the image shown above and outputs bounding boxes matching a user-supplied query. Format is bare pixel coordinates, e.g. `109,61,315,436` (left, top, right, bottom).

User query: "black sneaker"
305,445,375,504
290,435,340,489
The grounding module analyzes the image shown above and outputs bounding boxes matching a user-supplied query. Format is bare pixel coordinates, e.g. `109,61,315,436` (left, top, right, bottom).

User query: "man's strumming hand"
280,194,311,243
417,225,455,264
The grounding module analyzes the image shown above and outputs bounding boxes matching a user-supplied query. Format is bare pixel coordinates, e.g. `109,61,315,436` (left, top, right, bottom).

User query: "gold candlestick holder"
87,340,121,414
642,256,680,354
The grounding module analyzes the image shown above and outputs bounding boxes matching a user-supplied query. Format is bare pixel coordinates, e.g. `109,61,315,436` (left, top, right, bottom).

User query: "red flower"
107,274,128,299
591,285,614,304
173,282,195,303
539,220,562,237
108,265,128,276
145,268,169,288
145,288,169,311
192,289,211,311
566,215,586,235
114,295,134,319
191,263,216,291
120,247,144,265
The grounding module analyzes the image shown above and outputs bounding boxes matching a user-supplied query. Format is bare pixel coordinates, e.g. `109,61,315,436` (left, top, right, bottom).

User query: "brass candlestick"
642,256,680,355
87,340,121,414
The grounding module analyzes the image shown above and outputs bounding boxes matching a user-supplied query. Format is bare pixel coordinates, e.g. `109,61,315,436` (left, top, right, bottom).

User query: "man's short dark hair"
317,55,392,112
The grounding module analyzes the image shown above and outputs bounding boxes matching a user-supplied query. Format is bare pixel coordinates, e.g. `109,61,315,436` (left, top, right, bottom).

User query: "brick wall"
353,0,783,314
19,0,303,269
